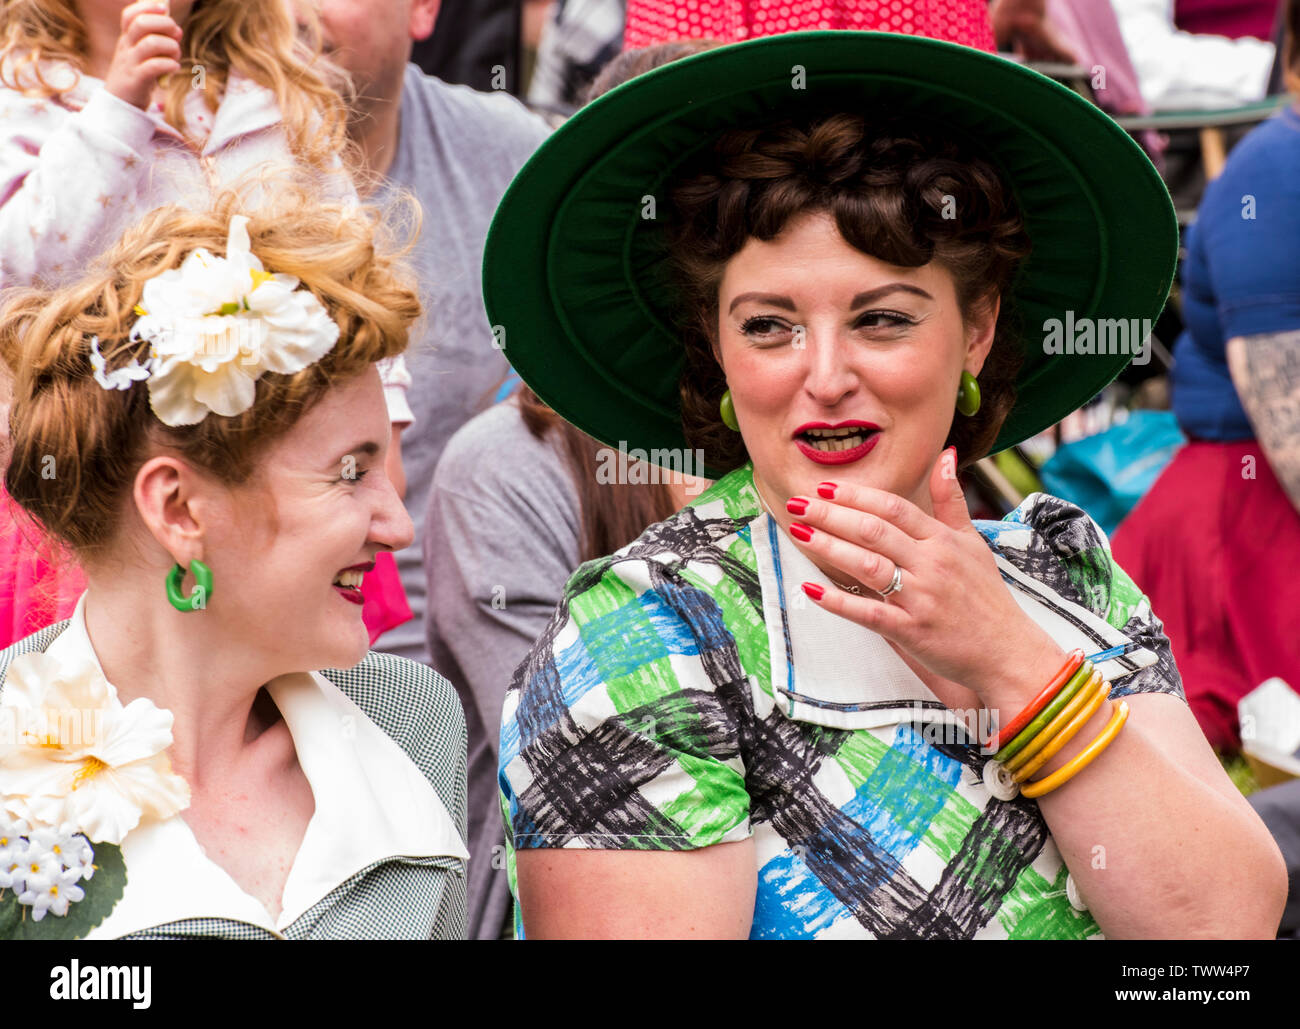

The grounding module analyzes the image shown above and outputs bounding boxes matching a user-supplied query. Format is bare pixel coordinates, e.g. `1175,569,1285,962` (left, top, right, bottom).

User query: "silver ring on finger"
877,563,903,598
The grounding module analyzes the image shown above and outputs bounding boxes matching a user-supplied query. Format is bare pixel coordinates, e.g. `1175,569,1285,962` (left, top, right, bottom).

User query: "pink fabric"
1049,0,1147,115
360,550,412,647
625,0,996,52
0,489,84,648
1174,0,1279,42
1047,0,1165,168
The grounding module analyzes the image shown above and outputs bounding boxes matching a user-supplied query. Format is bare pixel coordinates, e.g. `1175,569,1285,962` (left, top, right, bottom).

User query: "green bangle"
993,660,1094,764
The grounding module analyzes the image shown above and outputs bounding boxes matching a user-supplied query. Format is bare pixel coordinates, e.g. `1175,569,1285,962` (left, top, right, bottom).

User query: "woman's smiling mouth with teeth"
800,427,877,451
333,570,365,588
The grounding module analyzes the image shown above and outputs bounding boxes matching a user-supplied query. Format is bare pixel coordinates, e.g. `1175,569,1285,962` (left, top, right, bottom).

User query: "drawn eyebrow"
334,441,381,464
727,283,933,315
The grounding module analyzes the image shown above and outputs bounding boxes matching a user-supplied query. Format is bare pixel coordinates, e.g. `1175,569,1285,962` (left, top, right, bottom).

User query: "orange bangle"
1012,675,1110,782
1020,699,1130,798
992,648,1085,750
1005,668,1105,774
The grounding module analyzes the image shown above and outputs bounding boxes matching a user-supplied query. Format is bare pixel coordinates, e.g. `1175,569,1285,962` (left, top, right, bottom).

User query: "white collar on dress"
749,510,1159,733
39,592,467,939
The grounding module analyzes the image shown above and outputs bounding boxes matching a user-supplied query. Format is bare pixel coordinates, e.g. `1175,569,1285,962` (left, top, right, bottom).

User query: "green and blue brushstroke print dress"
498,464,1185,939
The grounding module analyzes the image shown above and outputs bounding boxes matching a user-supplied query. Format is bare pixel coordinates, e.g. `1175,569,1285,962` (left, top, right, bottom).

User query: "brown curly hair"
0,183,420,562
663,110,1033,474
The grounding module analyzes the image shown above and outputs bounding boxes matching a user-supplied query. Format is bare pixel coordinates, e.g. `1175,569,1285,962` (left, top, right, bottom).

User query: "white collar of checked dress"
40,592,468,939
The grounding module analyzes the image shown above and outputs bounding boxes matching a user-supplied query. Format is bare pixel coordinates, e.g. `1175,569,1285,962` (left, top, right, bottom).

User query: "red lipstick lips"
333,561,375,606
793,420,881,466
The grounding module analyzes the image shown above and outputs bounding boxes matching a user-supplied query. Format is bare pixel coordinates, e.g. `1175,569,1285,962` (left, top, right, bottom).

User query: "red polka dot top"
624,0,996,52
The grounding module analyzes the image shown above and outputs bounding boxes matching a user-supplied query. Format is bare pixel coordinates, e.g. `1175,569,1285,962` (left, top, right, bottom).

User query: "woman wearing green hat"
487,31,1286,938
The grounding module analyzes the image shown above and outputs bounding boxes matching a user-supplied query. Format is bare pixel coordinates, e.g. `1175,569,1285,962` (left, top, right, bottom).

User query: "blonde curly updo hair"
0,187,421,561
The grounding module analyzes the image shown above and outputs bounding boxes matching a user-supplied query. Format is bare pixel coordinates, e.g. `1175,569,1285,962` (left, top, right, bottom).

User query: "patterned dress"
498,463,1186,939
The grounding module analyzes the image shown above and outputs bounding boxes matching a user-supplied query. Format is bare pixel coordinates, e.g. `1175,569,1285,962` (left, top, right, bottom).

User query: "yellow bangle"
1012,674,1109,782
1005,668,1105,774
1019,699,1130,799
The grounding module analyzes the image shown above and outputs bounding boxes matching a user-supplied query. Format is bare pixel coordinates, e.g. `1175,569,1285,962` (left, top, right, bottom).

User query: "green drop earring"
719,389,740,431
956,370,981,417
166,559,213,612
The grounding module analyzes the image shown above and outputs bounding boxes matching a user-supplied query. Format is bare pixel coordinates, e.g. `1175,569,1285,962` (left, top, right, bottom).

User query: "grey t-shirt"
374,64,551,664
425,398,582,939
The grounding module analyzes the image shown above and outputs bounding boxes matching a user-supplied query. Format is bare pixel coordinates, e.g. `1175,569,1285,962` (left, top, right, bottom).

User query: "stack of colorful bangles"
982,648,1130,800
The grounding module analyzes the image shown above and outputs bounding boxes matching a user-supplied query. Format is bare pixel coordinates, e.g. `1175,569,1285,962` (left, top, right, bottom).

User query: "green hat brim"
482,31,1178,478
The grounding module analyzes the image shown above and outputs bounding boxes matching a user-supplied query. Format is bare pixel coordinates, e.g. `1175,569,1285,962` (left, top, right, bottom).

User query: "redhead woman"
484,31,1287,939
0,191,468,939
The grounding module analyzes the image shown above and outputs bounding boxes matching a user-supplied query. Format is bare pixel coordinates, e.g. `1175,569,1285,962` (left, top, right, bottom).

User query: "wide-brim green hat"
482,30,1178,478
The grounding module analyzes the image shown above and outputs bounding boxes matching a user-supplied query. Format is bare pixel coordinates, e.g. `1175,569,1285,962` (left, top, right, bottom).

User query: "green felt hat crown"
482,31,1178,477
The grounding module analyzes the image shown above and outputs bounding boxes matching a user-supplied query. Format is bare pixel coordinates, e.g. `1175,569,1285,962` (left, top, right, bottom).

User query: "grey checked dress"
0,621,469,940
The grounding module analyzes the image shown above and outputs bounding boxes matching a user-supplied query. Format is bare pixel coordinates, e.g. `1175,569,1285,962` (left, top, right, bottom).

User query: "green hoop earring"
719,389,740,432
956,369,981,417
165,559,213,612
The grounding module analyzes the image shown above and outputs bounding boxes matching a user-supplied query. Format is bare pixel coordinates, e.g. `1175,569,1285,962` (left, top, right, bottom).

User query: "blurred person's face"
315,0,439,101
71,1,197,20
72,1,196,26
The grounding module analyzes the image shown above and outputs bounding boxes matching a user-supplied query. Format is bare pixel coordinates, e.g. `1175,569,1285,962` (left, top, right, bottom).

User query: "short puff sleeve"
498,552,754,854
998,492,1186,703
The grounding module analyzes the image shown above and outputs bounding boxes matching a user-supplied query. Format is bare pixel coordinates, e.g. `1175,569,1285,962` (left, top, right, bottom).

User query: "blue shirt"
1172,105,1300,441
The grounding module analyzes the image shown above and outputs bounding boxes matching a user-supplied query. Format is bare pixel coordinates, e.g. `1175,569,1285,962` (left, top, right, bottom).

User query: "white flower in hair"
128,214,340,426
89,337,154,391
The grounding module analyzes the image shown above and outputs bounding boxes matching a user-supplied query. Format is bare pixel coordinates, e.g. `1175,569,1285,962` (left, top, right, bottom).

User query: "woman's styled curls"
664,111,1033,473
0,187,420,561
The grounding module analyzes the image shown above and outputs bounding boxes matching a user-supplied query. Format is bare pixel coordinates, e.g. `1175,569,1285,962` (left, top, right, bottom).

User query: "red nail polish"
786,497,809,516
816,482,837,499
801,582,825,601
789,522,814,542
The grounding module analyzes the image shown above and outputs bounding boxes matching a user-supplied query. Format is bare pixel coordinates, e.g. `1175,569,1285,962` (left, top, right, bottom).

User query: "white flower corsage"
100,214,341,427
0,651,190,938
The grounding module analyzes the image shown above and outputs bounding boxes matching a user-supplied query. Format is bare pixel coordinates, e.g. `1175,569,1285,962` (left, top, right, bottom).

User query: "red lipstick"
792,420,881,435
333,560,375,606
792,420,882,466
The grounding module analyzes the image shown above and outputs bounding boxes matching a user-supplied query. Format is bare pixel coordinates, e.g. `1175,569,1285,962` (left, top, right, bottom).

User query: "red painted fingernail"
789,522,814,542
786,497,809,516
801,582,825,601
816,482,837,499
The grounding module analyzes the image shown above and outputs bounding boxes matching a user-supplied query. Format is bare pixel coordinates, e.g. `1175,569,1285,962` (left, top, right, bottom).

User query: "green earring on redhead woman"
956,370,981,417
165,559,213,612
720,389,740,431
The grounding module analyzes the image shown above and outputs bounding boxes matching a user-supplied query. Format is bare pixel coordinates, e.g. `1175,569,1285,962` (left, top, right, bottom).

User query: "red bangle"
992,648,1085,750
